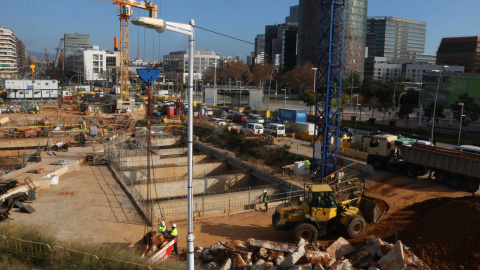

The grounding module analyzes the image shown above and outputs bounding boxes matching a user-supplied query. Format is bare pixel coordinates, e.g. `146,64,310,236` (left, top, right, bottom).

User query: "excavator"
272,184,388,242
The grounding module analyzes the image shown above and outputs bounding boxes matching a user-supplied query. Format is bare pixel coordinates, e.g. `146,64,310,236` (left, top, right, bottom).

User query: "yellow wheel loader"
272,184,388,242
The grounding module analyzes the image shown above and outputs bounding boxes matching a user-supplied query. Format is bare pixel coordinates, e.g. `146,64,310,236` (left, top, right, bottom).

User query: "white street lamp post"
430,66,448,145
312,67,318,91
132,17,196,270
458,102,465,145
354,94,359,134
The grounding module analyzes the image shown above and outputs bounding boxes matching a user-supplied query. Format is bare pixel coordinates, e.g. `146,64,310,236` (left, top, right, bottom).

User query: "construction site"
0,91,478,269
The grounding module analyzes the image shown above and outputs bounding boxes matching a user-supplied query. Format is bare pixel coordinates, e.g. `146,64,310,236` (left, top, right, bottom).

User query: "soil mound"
369,196,480,270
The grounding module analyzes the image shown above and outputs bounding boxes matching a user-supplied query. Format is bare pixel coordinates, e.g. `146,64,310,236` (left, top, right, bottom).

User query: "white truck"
290,122,315,135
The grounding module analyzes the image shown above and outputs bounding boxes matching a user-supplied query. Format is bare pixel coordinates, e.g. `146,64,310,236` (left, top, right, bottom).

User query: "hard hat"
263,190,267,193
172,224,177,228
160,221,165,226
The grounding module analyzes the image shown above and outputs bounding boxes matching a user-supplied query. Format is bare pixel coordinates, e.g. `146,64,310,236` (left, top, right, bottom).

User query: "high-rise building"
286,5,299,25
254,34,265,64
64,33,90,74
163,50,220,80
437,36,480,73
298,0,368,76
0,26,27,79
367,16,426,64
264,23,298,71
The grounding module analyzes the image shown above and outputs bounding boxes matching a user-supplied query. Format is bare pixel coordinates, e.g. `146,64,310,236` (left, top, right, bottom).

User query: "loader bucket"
359,196,389,224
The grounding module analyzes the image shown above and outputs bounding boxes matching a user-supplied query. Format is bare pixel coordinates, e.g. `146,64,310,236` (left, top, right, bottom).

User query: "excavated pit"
108,135,290,224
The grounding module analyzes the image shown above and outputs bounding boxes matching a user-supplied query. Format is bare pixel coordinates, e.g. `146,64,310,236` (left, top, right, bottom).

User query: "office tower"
367,16,426,64
437,36,480,73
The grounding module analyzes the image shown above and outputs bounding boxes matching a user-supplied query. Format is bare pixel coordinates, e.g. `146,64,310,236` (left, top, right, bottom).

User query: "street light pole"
354,94,359,134
132,16,196,270
282,88,287,108
431,65,448,144
458,102,464,145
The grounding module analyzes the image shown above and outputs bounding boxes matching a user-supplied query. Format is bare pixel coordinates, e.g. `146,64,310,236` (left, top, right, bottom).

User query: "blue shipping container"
278,109,307,122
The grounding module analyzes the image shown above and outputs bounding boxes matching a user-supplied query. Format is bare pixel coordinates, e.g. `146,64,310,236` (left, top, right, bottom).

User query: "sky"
1,0,480,62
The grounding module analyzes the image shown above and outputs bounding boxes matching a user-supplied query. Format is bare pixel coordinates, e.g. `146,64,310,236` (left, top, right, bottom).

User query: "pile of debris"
0,179,36,220
194,236,429,270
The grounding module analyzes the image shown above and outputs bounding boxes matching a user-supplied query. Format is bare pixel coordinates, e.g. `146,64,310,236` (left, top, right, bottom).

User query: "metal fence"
0,235,163,269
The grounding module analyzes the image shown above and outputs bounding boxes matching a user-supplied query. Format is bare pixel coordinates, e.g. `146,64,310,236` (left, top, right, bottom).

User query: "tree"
283,61,316,93
398,103,415,127
251,63,276,86
423,101,445,123
220,61,249,83
369,96,380,119
451,93,480,128
241,71,252,85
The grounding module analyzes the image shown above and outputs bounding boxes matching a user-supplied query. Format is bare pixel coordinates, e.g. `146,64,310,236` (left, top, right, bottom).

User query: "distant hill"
26,50,55,62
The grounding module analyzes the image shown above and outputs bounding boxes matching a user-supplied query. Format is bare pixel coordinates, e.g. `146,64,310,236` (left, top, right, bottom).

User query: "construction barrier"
0,235,158,269
54,246,99,267
5,236,52,259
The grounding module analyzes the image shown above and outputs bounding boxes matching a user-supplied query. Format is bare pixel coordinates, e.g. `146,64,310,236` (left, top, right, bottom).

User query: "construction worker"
169,223,178,255
158,221,167,236
262,190,270,212
305,160,311,170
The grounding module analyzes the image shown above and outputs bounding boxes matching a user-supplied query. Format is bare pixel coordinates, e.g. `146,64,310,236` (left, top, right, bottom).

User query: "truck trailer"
367,134,480,193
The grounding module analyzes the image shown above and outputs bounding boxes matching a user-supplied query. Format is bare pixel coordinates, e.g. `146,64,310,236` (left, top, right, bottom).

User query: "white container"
47,174,59,185
294,161,309,175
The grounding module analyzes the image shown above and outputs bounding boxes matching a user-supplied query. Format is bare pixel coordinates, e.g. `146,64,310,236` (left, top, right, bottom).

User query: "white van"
453,145,480,155
242,123,264,134
264,123,286,136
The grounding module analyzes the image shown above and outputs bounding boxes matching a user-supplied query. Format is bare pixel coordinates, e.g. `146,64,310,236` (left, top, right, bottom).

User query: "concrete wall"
151,137,182,147
151,186,285,222
123,161,230,183
133,173,259,199
122,154,211,168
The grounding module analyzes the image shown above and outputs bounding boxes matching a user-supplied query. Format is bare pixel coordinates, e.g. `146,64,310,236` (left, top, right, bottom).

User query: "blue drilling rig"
313,0,346,180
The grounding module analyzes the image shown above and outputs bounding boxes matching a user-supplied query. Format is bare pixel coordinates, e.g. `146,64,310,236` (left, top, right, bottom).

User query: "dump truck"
366,134,480,193
272,184,388,242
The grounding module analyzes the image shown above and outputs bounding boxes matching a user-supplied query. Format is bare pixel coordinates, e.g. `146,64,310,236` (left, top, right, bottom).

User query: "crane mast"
111,0,158,101
313,0,346,180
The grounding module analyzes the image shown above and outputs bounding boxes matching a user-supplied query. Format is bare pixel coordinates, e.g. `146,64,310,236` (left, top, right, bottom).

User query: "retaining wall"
122,154,211,168
122,161,231,182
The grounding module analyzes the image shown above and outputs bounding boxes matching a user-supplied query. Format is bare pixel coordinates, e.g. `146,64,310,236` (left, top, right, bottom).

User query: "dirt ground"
3,161,477,267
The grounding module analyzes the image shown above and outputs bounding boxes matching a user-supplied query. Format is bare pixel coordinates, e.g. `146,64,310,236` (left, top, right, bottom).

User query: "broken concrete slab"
326,237,356,259
378,240,407,270
219,258,232,270
247,238,295,253
329,259,354,270
252,259,266,270
204,261,218,270
313,263,326,270
274,255,285,266
280,239,306,268
305,250,335,266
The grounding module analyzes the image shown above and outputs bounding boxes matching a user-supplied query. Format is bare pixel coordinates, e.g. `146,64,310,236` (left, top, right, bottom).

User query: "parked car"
409,134,436,146
241,123,264,134
263,123,286,137
339,126,355,136
245,115,265,124
232,114,248,123
207,118,227,126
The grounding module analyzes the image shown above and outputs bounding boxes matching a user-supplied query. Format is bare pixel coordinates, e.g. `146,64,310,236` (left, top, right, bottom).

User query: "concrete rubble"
194,235,430,269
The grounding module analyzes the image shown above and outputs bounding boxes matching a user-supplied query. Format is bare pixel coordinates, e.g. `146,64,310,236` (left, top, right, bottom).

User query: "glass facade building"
64,33,90,74
367,16,426,64
298,0,368,76
437,36,480,73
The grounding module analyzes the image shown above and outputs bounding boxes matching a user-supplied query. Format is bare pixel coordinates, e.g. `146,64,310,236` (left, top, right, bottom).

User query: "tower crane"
313,0,346,180
110,0,158,101
44,49,51,77
54,38,65,82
